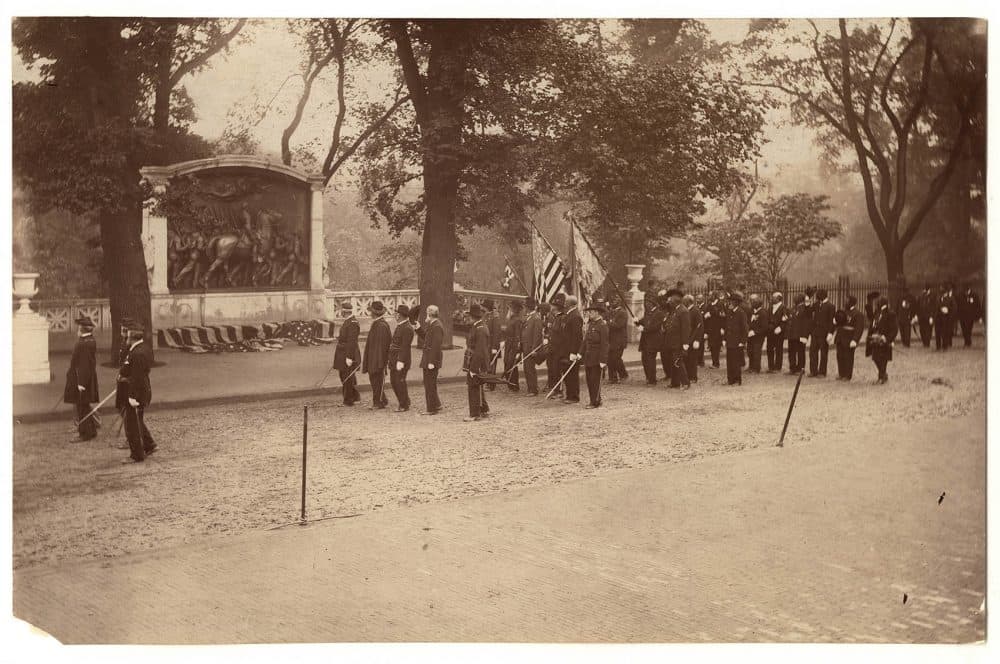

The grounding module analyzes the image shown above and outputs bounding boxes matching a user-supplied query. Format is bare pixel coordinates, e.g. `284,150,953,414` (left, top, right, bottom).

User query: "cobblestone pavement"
13,414,985,644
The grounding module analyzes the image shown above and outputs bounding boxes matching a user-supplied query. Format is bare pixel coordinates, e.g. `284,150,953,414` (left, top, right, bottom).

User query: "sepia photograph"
3,1,993,659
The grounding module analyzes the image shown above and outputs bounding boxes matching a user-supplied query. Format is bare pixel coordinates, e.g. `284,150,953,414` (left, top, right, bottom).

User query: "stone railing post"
625,264,646,343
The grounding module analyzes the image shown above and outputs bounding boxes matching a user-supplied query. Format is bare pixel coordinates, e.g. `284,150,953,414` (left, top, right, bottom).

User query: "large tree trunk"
100,201,153,365
884,240,905,307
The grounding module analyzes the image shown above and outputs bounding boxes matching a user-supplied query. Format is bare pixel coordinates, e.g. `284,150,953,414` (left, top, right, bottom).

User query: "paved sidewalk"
13,414,985,643
14,343,646,421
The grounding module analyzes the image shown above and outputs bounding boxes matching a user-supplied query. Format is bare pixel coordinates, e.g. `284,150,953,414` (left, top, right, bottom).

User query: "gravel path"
13,344,985,570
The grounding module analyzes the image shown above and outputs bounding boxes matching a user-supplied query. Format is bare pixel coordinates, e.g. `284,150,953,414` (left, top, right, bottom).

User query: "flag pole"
567,212,579,303
571,217,636,320
503,253,530,295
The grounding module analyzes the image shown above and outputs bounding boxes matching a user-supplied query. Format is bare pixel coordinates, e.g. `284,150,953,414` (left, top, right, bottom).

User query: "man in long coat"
520,298,544,396
958,284,983,348
463,303,492,422
808,288,836,377
834,296,865,381
746,294,770,374
419,304,444,414
637,297,666,385
483,299,502,391
916,284,936,348
765,292,789,374
503,300,524,392
662,289,691,389
867,296,899,384
607,299,629,383
580,301,609,408
683,293,703,383
703,290,726,368
64,314,99,441
363,300,392,409
387,304,415,412
117,321,156,463
724,292,749,386
561,295,584,403
333,301,361,405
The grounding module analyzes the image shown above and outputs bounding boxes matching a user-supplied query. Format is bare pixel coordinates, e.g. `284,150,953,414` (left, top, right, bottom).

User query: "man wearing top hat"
724,291,749,386
662,289,691,389
520,298,544,396
117,320,157,463
363,300,392,409
333,301,361,406
580,300,609,408
64,314,100,441
419,304,444,415
463,303,492,422
387,304,415,412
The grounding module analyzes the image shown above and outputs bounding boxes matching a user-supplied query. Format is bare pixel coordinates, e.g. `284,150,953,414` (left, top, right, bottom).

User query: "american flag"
532,227,568,303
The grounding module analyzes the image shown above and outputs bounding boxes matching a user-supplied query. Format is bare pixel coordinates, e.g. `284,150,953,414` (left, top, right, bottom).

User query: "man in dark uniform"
503,300,524,392
545,295,566,395
935,283,956,350
958,284,983,348
765,292,789,373
703,290,726,368
419,304,444,415
864,291,881,326
580,300,609,408
333,301,361,405
483,299,502,391
561,295,584,403
867,296,899,384
387,304,415,412
809,288,836,377
607,298,629,383
363,300,391,409
916,284,936,348
657,292,673,379
663,289,691,389
520,298,543,396
463,303,491,422
896,289,917,348
746,294,769,374
786,293,811,374
834,295,865,381
724,292,748,386
693,293,707,367
682,294,703,383
117,322,156,464
65,315,99,441
637,294,666,385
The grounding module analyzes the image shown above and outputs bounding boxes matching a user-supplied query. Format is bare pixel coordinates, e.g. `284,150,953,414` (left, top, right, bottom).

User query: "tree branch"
169,19,247,87
324,92,412,184
281,50,334,166
889,35,934,219
387,20,429,127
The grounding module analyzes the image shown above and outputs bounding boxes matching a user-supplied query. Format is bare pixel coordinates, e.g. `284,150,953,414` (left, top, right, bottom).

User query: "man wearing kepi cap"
387,304,415,412
117,320,157,463
333,301,361,406
363,301,391,409
463,303,492,422
580,300,609,408
64,315,99,441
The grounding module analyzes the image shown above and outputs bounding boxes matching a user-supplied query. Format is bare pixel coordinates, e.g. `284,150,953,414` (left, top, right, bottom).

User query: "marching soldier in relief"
561,295,584,403
703,290,726,368
363,301,391,409
117,321,157,464
419,305,443,415
765,292,788,373
834,295,865,381
607,298,629,383
64,315,99,442
808,288,836,378
463,303,491,422
724,291,748,386
520,298,544,396
683,294,703,383
333,301,361,406
580,300,609,408
958,283,983,348
916,283,936,348
867,296,899,384
387,304,415,412
746,294,769,374
503,300,524,392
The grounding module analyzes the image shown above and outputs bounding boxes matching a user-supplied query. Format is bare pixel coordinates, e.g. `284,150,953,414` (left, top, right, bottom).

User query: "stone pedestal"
309,181,326,291
12,273,51,384
142,184,169,295
625,264,646,343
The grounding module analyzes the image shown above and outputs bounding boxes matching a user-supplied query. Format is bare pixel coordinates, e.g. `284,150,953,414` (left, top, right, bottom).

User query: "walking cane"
777,370,805,447
503,341,546,378
315,360,339,388
74,390,117,427
545,358,579,400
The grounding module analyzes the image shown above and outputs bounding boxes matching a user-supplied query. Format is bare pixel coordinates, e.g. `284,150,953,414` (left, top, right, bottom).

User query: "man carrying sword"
333,301,361,406
519,298,543,396
64,314,99,442
117,320,157,464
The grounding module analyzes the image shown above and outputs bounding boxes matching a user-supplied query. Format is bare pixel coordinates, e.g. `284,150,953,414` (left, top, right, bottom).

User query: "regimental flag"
570,219,608,304
532,227,568,303
501,260,516,291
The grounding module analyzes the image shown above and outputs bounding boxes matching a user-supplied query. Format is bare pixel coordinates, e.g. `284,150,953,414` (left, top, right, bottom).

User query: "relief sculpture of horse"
201,232,255,288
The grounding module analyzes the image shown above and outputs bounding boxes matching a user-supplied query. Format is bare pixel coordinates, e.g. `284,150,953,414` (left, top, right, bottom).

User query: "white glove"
849,340,857,349
799,337,808,345
78,385,85,391
395,361,404,371
704,333,709,340
704,312,711,318
748,330,755,337
682,344,689,351
912,316,918,324
775,327,782,335
693,341,700,349
738,343,745,349
942,307,949,314
428,363,435,370
345,358,353,367
128,397,139,407
826,333,834,345
599,362,607,369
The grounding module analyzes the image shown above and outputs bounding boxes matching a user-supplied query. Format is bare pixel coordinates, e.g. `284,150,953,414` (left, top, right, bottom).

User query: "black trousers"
660,350,671,381
668,348,689,387
766,335,784,371
872,348,891,379
809,340,829,376
696,339,705,367
918,318,933,347
369,370,388,407
708,335,722,367
423,368,441,412
836,344,856,379
390,368,410,409
562,358,580,401
960,318,975,347
608,345,627,382
726,346,743,384
503,354,520,391
338,367,359,404
546,354,560,393
123,403,155,461
641,350,659,384
787,339,805,373
466,375,489,417
523,357,539,394
935,315,953,349
748,335,765,372
487,348,500,390
899,317,912,347
685,344,699,382
585,365,602,406
75,400,97,440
